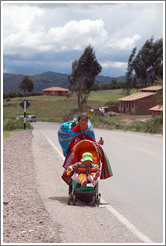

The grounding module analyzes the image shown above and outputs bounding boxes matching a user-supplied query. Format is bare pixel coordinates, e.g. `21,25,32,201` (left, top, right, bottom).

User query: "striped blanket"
58,119,95,157
62,142,113,185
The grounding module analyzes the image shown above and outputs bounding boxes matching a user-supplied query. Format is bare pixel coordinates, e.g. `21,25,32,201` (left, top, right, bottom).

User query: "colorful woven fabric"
61,169,72,185
61,141,113,185
97,144,113,179
58,119,95,157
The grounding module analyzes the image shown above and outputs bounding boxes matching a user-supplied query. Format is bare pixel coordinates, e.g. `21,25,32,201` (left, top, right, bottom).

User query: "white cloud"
2,2,163,76
109,34,141,50
101,61,127,69
3,4,108,54
46,19,108,51
3,4,44,36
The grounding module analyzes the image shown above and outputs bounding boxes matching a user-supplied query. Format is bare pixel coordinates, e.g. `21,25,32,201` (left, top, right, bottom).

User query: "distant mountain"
3,71,126,93
95,75,126,84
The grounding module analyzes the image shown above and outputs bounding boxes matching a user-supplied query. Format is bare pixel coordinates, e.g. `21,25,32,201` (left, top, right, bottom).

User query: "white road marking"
41,130,65,160
101,198,152,243
40,130,153,243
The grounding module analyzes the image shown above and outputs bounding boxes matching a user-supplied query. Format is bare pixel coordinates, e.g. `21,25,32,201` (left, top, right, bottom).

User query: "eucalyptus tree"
125,47,137,95
132,37,163,86
68,45,102,112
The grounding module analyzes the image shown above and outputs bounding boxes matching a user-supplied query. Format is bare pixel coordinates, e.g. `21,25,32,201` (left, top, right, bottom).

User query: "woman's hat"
81,152,93,162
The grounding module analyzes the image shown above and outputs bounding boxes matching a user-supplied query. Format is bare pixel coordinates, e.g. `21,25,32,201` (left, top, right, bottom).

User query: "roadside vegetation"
3,89,163,136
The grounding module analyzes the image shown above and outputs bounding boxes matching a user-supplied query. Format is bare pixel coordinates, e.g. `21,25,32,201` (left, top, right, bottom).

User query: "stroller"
68,140,101,206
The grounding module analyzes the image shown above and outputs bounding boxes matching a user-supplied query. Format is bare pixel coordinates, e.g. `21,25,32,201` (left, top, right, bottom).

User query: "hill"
3,71,126,93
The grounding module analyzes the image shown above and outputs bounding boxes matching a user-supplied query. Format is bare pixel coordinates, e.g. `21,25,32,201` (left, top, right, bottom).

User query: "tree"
132,37,163,86
19,76,34,95
68,45,102,112
154,77,163,105
125,47,137,95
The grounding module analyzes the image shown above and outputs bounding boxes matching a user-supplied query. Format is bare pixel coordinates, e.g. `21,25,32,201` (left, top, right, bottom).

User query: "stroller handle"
74,167,100,174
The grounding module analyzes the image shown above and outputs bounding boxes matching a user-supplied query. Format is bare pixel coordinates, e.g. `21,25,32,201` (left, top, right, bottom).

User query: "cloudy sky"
2,1,164,77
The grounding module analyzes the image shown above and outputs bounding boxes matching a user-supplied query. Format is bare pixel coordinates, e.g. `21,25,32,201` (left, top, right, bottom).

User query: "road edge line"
101,198,152,243
41,130,153,244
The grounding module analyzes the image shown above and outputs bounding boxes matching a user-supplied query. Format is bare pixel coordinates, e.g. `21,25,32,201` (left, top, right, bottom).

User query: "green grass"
89,89,126,103
3,131,11,139
4,91,125,122
3,89,163,134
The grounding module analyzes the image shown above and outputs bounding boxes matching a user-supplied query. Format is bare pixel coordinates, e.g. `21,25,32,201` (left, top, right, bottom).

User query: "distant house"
149,105,163,118
43,87,69,96
118,92,157,115
118,85,162,115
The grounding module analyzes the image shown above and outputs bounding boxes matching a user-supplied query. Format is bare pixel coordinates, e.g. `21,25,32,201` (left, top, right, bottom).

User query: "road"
31,122,163,243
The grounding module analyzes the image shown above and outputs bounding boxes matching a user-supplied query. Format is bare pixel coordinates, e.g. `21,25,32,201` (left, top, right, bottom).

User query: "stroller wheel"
96,193,101,206
92,195,96,206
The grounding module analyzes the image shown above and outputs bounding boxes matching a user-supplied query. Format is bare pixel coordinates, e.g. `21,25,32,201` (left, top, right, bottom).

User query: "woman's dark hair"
77,113,89,121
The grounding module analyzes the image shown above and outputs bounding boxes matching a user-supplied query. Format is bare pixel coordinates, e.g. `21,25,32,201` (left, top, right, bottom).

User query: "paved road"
31,122,163,243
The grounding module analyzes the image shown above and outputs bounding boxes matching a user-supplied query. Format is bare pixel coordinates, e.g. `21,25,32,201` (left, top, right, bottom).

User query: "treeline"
92,81,125,90
91,80,151,90
3,91,44,100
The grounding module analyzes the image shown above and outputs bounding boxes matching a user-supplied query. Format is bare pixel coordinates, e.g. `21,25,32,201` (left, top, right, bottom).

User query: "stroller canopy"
73,140,101,165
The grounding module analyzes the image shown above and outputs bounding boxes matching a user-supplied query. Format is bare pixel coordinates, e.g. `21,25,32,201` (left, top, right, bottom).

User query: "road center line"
40,130,153,243
110,137,162,160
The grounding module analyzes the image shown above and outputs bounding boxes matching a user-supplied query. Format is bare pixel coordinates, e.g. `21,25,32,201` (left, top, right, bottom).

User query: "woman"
68,113,103,153
58,113,103,159
58,113,112,193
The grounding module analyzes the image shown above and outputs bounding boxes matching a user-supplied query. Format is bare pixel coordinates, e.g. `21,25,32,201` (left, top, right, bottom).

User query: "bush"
124,122,143,132
3,118,32,131
142,114,163,133
123,114,163,134
3,91,24,99
6,97,11,102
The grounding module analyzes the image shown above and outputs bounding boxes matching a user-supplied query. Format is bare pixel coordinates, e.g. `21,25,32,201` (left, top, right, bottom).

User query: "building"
118,85,162,115
43,87,69,96
118,92,157,115
149,105,163,118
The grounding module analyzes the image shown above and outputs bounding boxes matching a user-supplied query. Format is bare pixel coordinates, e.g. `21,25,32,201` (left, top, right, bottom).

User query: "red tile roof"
118,92,155,102
149,105,163,111
43,87,69,91
141,85,162,92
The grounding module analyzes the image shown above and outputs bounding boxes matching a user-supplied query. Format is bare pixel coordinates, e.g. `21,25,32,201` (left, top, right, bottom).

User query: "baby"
67,152,100,187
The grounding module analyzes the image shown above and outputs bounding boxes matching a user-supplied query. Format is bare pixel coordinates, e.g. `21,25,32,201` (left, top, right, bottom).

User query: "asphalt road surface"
31,122,163,243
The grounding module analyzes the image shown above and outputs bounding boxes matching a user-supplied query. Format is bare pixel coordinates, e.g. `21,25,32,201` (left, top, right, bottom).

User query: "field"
3,89,162,134
3,89,126,122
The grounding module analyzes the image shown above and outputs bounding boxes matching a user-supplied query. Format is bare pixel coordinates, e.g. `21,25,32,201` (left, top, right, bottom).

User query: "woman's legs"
69,184,72,194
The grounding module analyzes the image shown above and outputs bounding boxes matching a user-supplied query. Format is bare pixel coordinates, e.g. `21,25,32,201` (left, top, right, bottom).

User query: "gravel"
3,130,61,243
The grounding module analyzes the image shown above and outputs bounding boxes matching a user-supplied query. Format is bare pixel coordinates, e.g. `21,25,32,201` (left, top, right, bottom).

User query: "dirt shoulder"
3,130,61,243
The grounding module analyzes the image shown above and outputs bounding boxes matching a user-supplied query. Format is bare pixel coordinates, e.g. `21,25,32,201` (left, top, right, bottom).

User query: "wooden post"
24,100,26,129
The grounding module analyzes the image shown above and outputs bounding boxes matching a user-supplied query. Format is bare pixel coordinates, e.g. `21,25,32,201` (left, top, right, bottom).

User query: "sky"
2,1,164,77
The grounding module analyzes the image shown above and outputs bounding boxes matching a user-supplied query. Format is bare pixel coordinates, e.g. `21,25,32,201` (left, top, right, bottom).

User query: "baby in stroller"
67,152,101,187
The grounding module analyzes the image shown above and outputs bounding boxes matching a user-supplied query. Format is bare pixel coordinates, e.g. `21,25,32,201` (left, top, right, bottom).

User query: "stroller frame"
68,179,101,206
67,140,102,206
